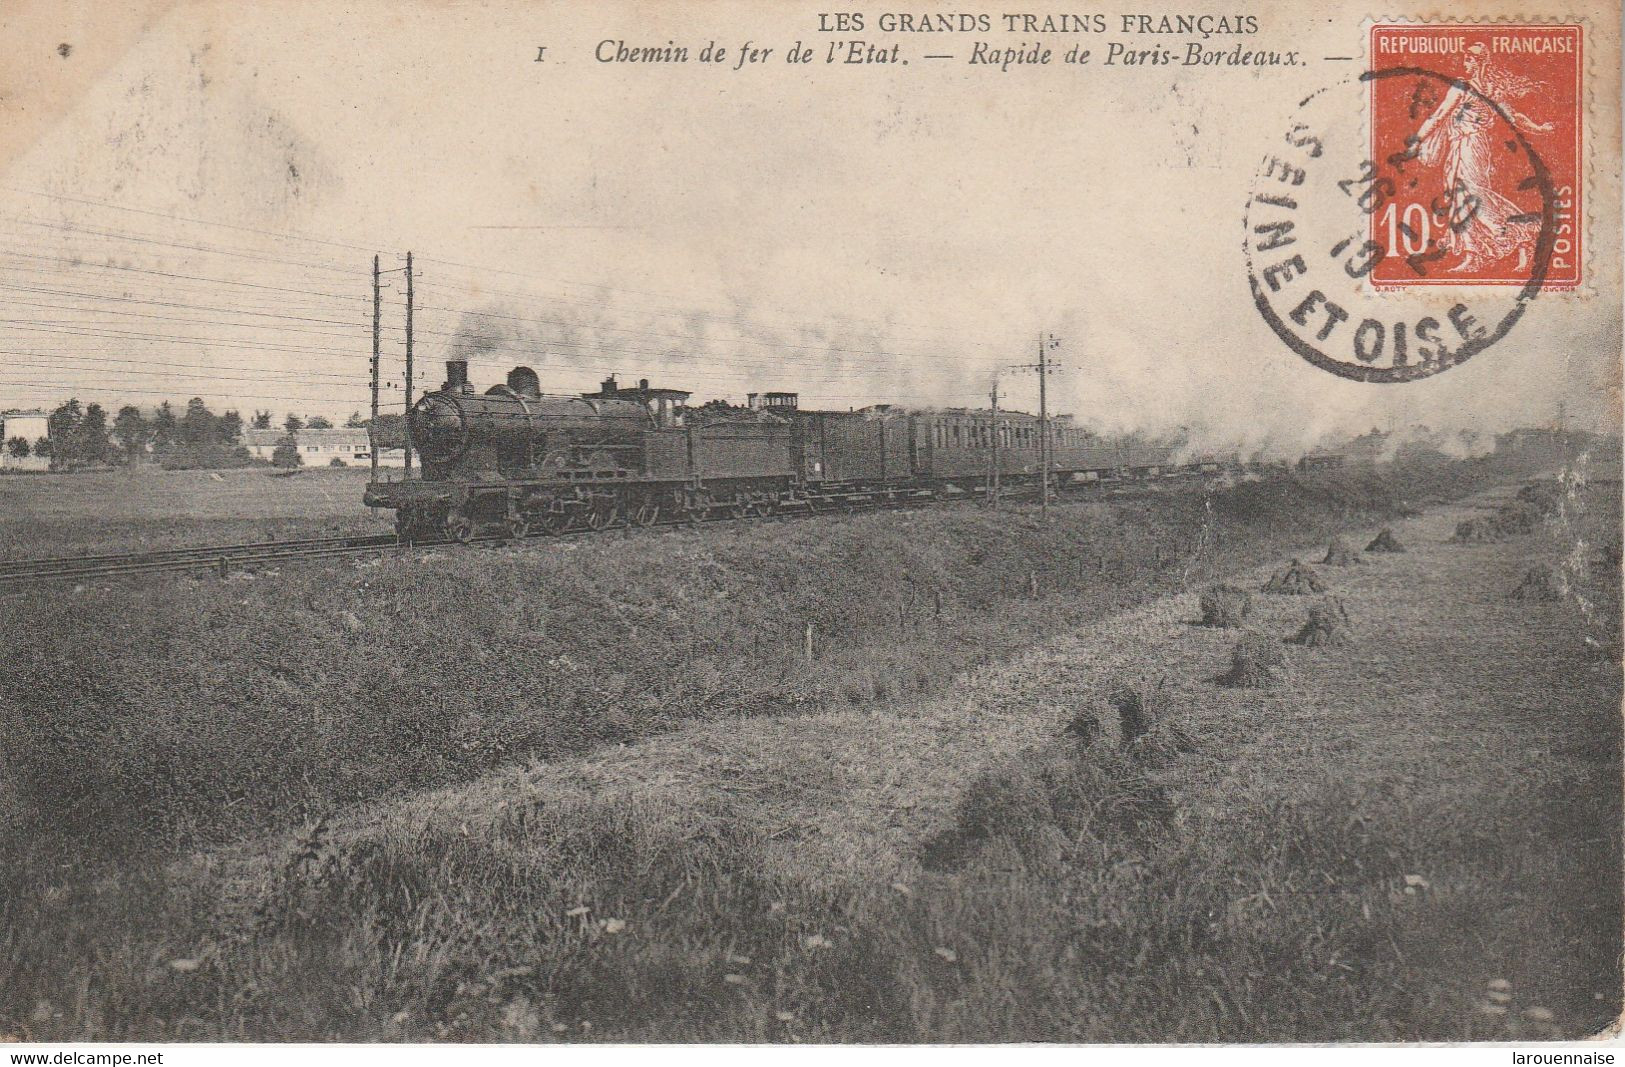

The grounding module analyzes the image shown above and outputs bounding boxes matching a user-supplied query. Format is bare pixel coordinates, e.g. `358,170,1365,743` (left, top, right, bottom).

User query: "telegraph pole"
1036,332,1061,521
989,380,1001,509
404,251,414,473
1037,332,1048,520
370,254,380,478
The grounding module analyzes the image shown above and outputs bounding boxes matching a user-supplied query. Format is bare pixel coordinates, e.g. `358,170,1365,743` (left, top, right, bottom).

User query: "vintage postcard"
0,0,1619,1056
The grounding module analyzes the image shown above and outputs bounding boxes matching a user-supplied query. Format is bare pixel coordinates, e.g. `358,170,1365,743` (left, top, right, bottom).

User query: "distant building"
242,427,404,467
0,410,50,470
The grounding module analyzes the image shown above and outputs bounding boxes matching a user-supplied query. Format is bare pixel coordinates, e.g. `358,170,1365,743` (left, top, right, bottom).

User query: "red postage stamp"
1369,23,1582,289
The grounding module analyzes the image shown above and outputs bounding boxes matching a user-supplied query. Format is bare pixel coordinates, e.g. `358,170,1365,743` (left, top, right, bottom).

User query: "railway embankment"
4,456,1616,1041
0,454,1561,859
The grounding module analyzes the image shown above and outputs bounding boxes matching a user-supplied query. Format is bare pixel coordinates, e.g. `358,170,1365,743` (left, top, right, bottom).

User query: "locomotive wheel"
503,515,530,540
634,503,660,527
538,510,570,535
585,501,620,530
444,514,476,544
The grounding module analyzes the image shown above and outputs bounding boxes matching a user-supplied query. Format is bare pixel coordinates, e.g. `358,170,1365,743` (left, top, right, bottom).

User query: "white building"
242,428,405,467
0,410,51,470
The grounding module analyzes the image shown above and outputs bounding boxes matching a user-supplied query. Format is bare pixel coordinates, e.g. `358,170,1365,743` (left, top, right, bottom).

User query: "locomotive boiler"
409,361,651,479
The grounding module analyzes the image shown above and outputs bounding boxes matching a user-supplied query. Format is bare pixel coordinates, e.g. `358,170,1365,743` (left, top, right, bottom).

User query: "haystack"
1290,597,1352,647
1198,583,1252,627
1127,722,1199,766
1322,536,1363,566
1516,481,1563,516
1221,632,1288,688
1108,682,1155,746
1366,528,1406,553
1451,518,1501,544
1106,680,1196,763
1509,565,1562,602
1063,710,1102,746
1492,501,1542,536
1263,559,1326,595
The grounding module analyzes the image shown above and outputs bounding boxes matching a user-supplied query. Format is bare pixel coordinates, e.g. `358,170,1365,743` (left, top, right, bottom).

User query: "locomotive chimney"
638,378,650,391
446,360,469,390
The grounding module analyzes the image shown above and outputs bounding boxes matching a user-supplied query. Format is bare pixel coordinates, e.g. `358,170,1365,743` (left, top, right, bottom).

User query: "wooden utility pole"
989,380,1001,509
404,251,415,473
1036,332,1062,521
1037,332,1048,520
370,254,380,478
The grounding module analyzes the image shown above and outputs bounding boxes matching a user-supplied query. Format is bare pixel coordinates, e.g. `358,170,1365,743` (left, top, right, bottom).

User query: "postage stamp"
1241,59,1560,383
1368,23,1583,289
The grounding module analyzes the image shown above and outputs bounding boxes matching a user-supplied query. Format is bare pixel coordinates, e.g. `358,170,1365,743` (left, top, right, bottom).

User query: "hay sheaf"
1516,480,1564,516
1221,631,1289,688
1366,528,1406,553
1322,537,1363,566
1290,597,1353,647
1263,559,1326,595
1455,499,1549,544
920,743,1174,871
1198,583,1252,627
1510,565,1562,602
1492,501,1543,536
1451,518,1503,544
1059,679,1200,767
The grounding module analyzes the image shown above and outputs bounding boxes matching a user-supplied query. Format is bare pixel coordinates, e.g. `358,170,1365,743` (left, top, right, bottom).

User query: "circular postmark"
1244,65,1557,383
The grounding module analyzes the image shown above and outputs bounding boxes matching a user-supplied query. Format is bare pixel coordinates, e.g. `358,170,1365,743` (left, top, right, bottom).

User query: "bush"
271,435,302,468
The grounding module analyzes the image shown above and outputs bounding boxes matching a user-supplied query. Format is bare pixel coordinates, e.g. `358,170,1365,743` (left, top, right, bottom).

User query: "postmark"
1244,52,1563,383
1369,23,1583,289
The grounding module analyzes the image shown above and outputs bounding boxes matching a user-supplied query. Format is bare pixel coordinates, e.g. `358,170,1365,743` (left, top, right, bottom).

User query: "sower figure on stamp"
1412,42,1554,274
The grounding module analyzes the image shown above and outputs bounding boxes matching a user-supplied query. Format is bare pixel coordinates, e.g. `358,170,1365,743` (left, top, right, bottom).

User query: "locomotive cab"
583,375,690,428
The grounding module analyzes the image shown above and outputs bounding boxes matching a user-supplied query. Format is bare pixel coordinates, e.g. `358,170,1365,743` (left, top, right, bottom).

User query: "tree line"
5,399,402,471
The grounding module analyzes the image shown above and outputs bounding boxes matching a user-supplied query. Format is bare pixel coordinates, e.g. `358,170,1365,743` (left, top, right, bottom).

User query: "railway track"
0,474,1206,590
0,533,401,588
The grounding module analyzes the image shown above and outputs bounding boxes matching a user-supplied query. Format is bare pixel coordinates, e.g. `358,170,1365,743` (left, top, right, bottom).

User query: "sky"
0,0,1618,454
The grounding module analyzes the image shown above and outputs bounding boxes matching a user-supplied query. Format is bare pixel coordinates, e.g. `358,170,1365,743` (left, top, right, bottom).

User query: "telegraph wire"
0,379,369,406
0,185,391,257
1,188,997,353
0,290,369,334
1,215,367,277
0,185,985,344
0,347,363,383
0,247,371,306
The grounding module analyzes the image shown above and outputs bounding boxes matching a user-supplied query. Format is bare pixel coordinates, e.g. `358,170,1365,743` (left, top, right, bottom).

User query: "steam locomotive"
363,359,1239,541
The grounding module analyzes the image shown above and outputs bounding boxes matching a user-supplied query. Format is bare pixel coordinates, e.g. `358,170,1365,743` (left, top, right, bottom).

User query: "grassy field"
0,452,1616,1041
0,467,389,558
